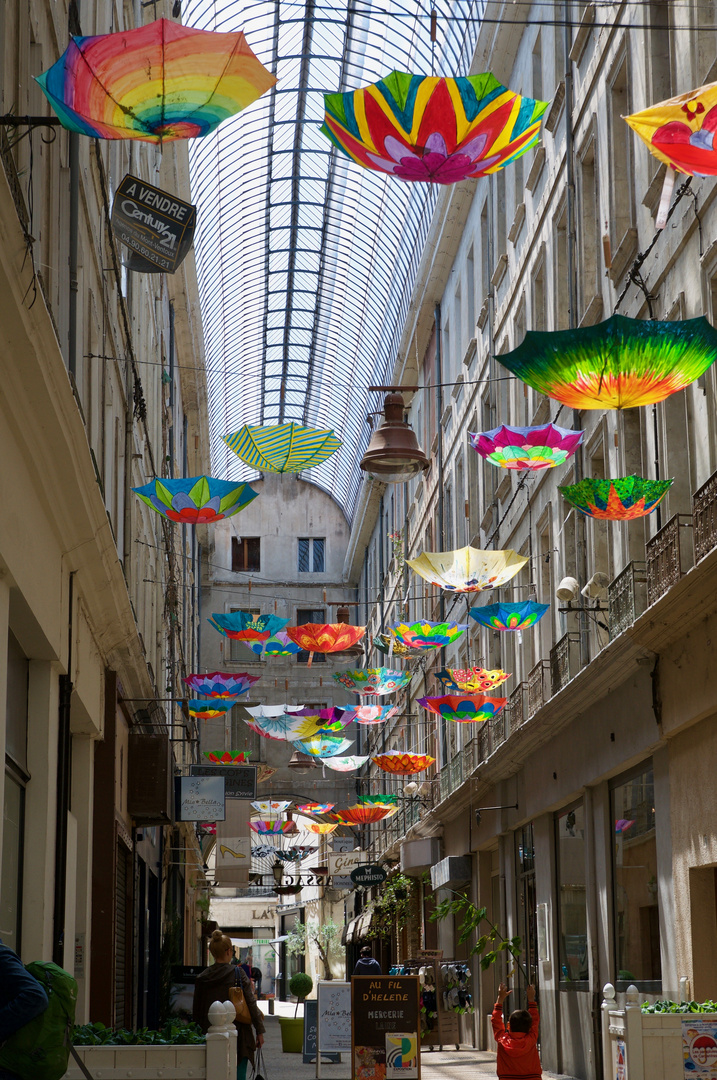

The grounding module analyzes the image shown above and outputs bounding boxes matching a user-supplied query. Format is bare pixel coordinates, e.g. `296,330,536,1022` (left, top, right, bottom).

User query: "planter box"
63,1044,207,1078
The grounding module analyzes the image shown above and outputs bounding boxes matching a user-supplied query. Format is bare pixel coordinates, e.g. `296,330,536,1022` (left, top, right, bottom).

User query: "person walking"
353,946,382,976
0,940,50,1080
491,982,541,1080
193,930,265,1080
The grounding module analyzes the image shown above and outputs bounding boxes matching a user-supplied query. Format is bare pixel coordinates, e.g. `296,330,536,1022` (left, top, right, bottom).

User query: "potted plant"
278,972,313,1053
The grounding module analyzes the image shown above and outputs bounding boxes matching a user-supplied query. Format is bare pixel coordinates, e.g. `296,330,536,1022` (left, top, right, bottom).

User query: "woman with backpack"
193,930,265,1080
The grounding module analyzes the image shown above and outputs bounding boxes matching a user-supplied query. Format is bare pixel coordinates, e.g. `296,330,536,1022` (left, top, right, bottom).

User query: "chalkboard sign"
352,976,421,1080
302,999,340,1064
317,981,352,1052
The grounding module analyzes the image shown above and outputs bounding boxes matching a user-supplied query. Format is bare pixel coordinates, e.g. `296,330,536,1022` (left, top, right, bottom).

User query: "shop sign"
350,864,387,886
682,1020,717,1077
216,838,251,870
189,764,257,799
352,976,421,1080
111,173,196,273
175,775,225,821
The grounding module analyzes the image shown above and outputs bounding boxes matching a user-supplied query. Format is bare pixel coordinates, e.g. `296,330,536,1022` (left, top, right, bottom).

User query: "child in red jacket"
491,982,541,1080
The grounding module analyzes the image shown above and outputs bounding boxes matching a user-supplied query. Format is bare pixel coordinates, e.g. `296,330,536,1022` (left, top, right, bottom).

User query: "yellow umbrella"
407,545,528,593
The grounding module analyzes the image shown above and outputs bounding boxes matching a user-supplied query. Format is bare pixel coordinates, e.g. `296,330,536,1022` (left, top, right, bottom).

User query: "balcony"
608,561,647,637
490,712,507,752
550,632,581,694
505,682,527,734
693,470,717,563
646,514,693,607
527,659,551,718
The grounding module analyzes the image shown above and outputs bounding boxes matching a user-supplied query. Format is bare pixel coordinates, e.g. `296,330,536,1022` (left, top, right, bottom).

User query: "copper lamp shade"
360,393,429,482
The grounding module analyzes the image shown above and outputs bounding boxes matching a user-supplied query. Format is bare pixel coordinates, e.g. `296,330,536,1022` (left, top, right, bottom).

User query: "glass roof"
184,0,482,516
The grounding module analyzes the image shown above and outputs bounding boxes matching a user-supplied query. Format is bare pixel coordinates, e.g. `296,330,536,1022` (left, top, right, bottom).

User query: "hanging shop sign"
216,838,252,872
111,174,196,273
189,764,257,799
352,976,421,1080
175,775,225,821
350,864,387,887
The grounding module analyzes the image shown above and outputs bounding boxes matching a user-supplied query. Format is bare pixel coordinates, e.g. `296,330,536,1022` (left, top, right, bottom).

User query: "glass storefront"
556,802,588,984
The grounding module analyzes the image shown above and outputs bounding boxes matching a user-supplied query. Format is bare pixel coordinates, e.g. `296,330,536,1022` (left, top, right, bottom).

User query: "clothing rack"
397,951,462,1052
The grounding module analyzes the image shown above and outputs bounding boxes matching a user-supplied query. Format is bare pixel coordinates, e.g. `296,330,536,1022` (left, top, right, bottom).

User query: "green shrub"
73,1020,205,1045
641,1000,717,1014
289,972,313,1001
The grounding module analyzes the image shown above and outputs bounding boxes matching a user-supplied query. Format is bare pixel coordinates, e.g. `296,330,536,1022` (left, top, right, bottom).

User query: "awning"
344,910,373,945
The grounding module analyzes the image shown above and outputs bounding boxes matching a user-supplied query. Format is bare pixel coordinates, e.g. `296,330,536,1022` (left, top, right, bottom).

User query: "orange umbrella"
328,805,396,825
286,622,365,666
304,822,339,834
372,752,436,775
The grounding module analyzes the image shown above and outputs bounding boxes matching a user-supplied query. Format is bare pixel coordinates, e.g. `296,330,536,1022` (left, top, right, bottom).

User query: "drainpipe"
67,1,81,377
53,571,75,966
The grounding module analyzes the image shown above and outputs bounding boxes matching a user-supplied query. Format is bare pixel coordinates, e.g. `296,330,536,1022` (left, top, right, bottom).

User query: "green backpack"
0,961,78,1080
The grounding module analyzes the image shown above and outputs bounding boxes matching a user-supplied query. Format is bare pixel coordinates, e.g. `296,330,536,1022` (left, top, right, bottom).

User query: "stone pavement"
255,1006,579,1080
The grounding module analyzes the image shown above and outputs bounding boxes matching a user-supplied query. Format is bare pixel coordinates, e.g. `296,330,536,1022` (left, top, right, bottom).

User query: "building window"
232,536,260,572
556,802,588,984
295,608,326,664
611,763,661,987
577,135,600,320
298,538,325,573
515,823,538,993
608,53,635,252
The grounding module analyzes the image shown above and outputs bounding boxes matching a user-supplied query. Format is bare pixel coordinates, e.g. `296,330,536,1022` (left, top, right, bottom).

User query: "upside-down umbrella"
321,71,547,185
304,821,340,834
272,846,317,862
133,476,258,524
241,631,302,657
36,19,276,142
624,82,717,177
389,620,468,650
286,623,366,666
292,735,353,758
222,422,342,472
357,793,399,806
333,668,411,695
251,800,292,814
407,546,528,592
328,806,396,825
242,705,308,741
435,667,511,693
249,820,298,835
203,750,251,764
559,476,674,520
372,752,436,775
208,612,289,644
321,755,370,772
468,601,549,631
338,704,399,725
419,694,507,723
497,315,717,410
183,672,260,698
374,633,412,657
295,803,335,814
186,698,240,720
469,423,584,470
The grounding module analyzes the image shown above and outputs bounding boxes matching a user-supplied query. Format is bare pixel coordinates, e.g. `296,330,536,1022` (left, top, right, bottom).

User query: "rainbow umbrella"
339,704,399,726
321,71,547,185
558,476,674,520
249,820,298,835
497,315,717,410
357,793,399,806
407,546,528,592
203,750,251,764
222,422,342,472
321,755,370,772
624,82,717,177
372,752,435,775
419,694,507,723
389,620,468,650
292,735,353,758
286,623,365,666
36,19,276,142
468,601,549,631
208,612,289,644
252,800,292,814
333,668,411,695
304,821,339,834
133,476,258,524
435,668,511,693
469,423,584,470
295,803,335,814
183,672,260,698
186,698,240,720
328,805,396,825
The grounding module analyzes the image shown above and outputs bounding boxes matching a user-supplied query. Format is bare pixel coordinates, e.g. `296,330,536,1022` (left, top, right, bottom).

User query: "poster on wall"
682,1019,717,1077
352,976,420,1080
175,775,225,821
111,173,196,274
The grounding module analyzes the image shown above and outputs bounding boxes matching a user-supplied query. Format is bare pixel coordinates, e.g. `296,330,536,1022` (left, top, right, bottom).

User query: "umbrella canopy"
407,545,528,592
222,421,342,472
304,821,339,834
295,803,335,814
624,82,717,177
272,846,317,862
322,755,370,772
285,623,366,661
321,71,547,185
469,423,584,470
242,705,312,741
328,806,396,825
292,735,353,758
235,631,302,657
208,612,289,643
357,794,399,806
36,19,276,142
559,476,674,520
183,671,260,698
468,601,549,631
338,704,399,725
186,698,240,720
372,752,436,775
419,693,507,723
435,667,511,693
389,620,469,650
251,800,292,814
202,750,251,764
374,633,412,657
133,476,258,524
497,315,717,410
249,820,298,834
333,668,412,695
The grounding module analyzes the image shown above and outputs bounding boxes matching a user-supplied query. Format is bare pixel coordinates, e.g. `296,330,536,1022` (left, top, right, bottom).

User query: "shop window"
611,763,661,988
232,536,260,572
298,537,325,573
556,802,588,984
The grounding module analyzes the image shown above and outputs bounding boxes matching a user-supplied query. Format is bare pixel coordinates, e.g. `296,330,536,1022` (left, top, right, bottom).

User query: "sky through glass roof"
184,0,483,517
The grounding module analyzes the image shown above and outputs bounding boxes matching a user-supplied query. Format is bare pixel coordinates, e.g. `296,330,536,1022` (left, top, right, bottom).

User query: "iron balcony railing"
550,632,581,695
608,560,647,637
646,514,693,607
527,659,551,718
505,682,528,734
693,470,717,563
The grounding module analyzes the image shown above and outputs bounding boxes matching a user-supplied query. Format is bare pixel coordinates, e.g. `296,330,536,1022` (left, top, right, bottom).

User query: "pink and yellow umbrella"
436,668,511,693
295,803,335,814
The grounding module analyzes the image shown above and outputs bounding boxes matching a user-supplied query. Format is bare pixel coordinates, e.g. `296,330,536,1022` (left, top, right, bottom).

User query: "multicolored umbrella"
304,821,340,834
208,612,290,644
183,672,260,698
558,475,674,520
186,698,240,720
295,803,335,814
242,631,302,657
419,694,507,723
285,623,366,666
252,800,292,814
374,633,412,657
435,668,511,693
328,806,396,825
468,601,549,631
333,668,412,696
249,820,298,835
36,19,276,142
338,704,399,725
272,846,317,862
292,735,353,758
202,750,251,764
222,422,342,472
407,546,528,592
133,476,258,524
357,793,399,806
624,82,717,177
389,620,469,651
252,844,281,858
372,752,436,775
497,315,717,410
321,755,370,772
321,71,547,185
469,423,584,470
242,705,309,741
